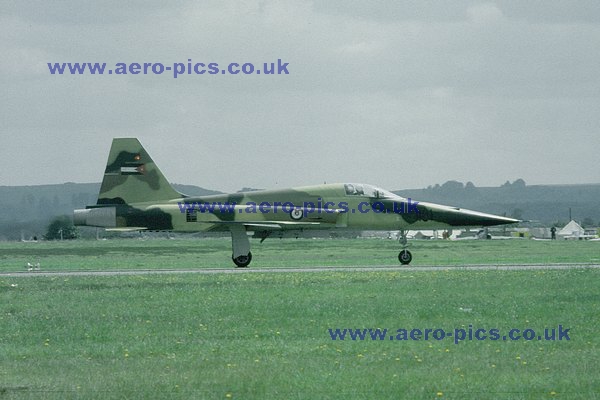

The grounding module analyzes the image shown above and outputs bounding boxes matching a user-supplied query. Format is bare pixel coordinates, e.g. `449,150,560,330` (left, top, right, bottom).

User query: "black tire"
398,250,412,265
232,252,252,268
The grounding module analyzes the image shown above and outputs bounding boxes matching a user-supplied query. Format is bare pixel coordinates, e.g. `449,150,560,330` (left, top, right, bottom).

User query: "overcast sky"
2,1,599,192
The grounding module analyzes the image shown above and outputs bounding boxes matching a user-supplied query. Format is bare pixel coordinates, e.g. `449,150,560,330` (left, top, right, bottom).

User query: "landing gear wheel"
232,252,252,268
398,250,412,265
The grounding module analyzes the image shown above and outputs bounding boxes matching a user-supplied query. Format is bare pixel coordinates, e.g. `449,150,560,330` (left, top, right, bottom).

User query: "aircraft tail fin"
96,138,184,205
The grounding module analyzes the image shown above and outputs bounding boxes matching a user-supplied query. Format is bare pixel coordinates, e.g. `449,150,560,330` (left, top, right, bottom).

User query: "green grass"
1,239,599,399
0,237,598,272
1,270,599,399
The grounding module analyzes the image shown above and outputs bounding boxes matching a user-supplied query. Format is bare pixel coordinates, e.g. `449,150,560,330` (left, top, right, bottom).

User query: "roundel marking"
290,209,303,220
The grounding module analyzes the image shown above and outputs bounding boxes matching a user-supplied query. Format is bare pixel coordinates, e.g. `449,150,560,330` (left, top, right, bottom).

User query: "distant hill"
171,184,223,197
1,180,598,240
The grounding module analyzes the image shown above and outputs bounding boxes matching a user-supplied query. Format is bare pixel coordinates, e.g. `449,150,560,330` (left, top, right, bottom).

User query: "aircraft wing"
105,227,149,232
203,220,325,230
191,204,343,231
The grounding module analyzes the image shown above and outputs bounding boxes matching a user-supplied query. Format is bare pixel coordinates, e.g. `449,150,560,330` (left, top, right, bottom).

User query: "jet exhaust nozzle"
73,207,117,228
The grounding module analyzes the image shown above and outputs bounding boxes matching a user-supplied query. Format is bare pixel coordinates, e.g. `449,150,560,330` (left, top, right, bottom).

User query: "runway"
1,263,599,278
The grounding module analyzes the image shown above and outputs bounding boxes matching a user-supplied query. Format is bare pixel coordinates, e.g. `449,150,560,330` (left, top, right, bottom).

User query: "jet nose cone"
476,214,520,226
431,205,519,227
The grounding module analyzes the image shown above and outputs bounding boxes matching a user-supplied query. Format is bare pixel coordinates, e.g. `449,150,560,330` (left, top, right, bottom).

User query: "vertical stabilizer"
97,138,183,205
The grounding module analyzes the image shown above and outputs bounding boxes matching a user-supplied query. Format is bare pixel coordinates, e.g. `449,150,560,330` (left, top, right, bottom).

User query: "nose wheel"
398,250,412,265
397,229,412,265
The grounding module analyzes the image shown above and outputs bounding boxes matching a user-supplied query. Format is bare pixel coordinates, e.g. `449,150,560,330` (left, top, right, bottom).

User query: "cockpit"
343,183,399,199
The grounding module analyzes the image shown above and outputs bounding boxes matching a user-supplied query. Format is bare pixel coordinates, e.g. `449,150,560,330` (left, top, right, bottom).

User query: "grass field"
1,238,599,399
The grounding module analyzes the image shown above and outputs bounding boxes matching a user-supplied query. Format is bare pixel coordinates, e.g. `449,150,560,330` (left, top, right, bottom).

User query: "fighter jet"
74,138,518,267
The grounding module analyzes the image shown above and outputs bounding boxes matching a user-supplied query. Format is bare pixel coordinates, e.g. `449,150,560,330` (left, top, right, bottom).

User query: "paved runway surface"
1,264,599,278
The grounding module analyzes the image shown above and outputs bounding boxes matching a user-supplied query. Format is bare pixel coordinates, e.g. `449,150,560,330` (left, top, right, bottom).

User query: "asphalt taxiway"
1,263,599,278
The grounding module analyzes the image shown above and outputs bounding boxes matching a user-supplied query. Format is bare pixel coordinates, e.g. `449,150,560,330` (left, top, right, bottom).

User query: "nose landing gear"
398,229,412,265
398,249,412,265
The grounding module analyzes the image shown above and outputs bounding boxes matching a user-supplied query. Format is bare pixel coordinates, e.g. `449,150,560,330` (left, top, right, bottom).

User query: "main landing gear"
230,225,252,268
398,229,412,265
232,252,252,268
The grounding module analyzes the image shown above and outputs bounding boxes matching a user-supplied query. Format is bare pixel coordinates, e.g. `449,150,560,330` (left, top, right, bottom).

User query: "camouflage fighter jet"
74,138,518,267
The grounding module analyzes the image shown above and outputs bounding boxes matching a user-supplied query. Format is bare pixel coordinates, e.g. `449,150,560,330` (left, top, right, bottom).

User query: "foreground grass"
1,269,599,399
0,237,599,272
